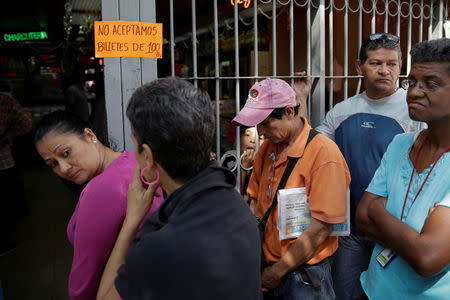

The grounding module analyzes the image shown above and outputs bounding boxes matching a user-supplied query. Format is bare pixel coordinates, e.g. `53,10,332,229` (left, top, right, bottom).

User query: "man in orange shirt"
233,78,350,299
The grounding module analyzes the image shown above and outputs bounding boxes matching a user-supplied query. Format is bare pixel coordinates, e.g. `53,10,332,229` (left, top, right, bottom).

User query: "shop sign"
94,21,163,59
3,31,48,42
231,0,252,8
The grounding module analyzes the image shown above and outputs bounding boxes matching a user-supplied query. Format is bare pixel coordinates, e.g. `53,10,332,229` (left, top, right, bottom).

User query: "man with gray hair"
312,33,424,300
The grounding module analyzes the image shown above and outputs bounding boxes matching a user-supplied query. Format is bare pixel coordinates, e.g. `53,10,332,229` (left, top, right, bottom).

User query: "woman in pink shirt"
35,111,164,300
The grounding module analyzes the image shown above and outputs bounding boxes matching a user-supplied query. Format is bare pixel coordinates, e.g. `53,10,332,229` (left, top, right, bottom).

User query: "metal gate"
101,0,448,187
161,0,447,189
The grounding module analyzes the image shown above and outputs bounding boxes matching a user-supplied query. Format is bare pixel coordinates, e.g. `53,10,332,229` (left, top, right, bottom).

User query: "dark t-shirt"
115,163,262,300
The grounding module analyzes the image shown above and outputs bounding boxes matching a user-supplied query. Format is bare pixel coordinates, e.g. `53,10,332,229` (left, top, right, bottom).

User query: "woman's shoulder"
389,131,417,148
82,151,137,201
99,151,137,179
379,131,418,166
109,150,138,170
73,154,138,225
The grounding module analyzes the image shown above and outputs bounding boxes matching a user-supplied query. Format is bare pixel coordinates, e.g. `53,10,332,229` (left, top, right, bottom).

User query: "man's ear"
84,128,98,143
285,106,295,118
355,59,363,76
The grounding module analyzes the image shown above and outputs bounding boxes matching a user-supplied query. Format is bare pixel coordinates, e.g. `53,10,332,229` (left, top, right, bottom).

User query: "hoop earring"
140,166,160,185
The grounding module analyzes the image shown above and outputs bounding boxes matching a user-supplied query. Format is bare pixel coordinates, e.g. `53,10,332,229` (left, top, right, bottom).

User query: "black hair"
126,77,215,181
410,38,450,74
239,125,251,136
34,110,109,147
267,105,300,120
359,33,402,63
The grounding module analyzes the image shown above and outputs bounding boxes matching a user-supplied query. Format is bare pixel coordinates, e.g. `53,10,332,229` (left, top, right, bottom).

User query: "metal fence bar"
272,0,277,76
234,0,241,190
191,0,198,87
385,0,389,32
397,0,401,36
170,0,175,76
307,0,312,120
407,0,412,74
253,0,260,152
428,0,433,38
254,0,259,80
328,1,334,110
310,0,326,127
371,0,376,33
213,0,220,159
419,0,424,42
344,2,349,102
356,0,362,95
290,0,295,87
431,0,444,38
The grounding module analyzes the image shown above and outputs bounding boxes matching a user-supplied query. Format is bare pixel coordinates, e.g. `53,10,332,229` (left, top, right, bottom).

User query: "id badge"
376,248,396,268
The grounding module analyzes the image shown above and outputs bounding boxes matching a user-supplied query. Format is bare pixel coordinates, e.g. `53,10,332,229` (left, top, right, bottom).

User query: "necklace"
401,134,450,220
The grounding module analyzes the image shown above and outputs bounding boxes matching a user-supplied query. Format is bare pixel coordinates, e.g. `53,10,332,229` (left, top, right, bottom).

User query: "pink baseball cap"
232,78,296,126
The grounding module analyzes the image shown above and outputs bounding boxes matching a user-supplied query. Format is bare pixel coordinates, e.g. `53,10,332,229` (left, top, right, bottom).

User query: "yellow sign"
94,21,163,58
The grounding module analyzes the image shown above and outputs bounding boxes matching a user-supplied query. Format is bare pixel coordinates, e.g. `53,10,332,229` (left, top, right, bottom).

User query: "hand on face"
126,166,160,226
241,149,256,169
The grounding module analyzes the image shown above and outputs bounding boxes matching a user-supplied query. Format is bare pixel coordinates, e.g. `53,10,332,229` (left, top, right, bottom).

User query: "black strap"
258,129,320,236
299,265,322,288
306,128,320,144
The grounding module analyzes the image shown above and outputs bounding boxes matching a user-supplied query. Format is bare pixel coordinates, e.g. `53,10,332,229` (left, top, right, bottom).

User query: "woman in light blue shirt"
355,38,450,299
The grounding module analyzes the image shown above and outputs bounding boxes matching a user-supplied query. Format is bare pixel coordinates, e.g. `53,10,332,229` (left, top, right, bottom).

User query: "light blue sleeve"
316,96,360,141
366,145,389,198
316,108,337,141
437,192,450,208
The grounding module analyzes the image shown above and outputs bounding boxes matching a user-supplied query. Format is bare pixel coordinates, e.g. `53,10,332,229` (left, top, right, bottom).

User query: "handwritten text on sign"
94,21,163,58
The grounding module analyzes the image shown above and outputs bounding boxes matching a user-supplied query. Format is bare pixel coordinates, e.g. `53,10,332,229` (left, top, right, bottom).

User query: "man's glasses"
401,79,441,93
368,33,399,43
